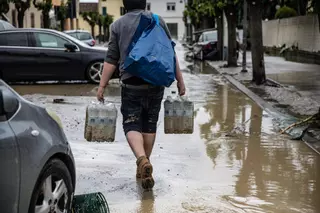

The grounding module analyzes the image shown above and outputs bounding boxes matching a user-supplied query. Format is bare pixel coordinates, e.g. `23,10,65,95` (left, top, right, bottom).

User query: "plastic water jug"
164,91,194,134
85,101,117,142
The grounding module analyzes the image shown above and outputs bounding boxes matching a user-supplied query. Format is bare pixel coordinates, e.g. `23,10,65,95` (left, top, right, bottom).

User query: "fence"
262,15,320,52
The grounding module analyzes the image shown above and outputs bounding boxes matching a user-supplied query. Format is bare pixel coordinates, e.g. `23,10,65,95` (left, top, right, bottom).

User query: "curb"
206,61,320,155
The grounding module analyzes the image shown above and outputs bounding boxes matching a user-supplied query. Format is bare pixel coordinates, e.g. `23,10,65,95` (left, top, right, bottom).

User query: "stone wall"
262,15,320,52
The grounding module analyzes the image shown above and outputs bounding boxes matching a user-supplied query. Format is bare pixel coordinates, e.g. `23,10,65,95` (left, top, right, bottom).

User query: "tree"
0,0,10,18
183,0,216,31
33,0,53,28
310,0,320,31
247,0,266,85
81,11,99,37
102,14,113,42
215,0,240,67
57,0,68,31
12,0,31,28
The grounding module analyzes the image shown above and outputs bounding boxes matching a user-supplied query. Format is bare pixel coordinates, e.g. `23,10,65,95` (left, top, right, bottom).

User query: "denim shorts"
121,85,164,135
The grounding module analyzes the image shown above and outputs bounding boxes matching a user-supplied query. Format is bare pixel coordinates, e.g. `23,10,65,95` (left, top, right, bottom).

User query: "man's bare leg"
143,133,156,159
126,131,146,158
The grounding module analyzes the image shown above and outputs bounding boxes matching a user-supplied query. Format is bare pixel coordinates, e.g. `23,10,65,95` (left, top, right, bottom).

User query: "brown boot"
136,156,154,189
136,157,150,179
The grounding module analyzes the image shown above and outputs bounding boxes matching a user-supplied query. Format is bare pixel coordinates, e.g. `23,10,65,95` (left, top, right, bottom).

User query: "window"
167,2,176,11
12,10,16,27
120,7,126,16
34,33,68,48
102,7,107,16
0,34,7,45
0,32,28,46
203,31,217,42
146,3,151,10
31,13,35,28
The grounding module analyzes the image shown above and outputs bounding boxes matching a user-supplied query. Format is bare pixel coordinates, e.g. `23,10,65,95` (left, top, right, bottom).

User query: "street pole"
241,0,248,72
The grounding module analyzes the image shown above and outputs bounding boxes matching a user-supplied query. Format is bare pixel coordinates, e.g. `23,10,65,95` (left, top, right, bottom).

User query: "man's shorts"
120,85,164,135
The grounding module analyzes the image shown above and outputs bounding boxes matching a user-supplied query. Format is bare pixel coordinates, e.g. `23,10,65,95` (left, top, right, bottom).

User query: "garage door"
166,23,178,39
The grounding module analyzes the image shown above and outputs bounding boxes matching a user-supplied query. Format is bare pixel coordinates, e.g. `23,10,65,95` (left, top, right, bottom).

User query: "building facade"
78,0,124,38
5,0,80,30
146,0,186,40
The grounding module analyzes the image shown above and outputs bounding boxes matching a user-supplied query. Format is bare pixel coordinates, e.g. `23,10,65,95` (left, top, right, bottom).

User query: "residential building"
4,0,80,30
146,0,186,40
98,0,124,21
78,0,124,38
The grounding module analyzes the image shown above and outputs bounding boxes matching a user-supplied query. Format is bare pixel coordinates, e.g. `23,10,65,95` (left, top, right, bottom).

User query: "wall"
147,0,185,40
262,14,320,52
6,0,79,30
6,3,42,28
101,0,124,21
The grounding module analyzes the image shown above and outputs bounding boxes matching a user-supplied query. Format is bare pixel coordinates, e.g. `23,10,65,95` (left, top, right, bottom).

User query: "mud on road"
11,44,320,213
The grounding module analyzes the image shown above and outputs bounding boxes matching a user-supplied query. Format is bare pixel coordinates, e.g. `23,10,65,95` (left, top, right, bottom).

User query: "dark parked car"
64,30,96,46
0,28,118,84
0,20,15,31
193,30,219,60
188,29,240,61
0,79,76,213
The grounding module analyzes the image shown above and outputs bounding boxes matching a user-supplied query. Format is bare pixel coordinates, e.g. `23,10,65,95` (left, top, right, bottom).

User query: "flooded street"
12,55,320,212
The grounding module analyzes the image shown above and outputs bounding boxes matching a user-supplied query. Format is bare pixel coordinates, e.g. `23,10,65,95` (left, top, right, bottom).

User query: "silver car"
0,80,76,213
0,20,15,31
64,30,96,46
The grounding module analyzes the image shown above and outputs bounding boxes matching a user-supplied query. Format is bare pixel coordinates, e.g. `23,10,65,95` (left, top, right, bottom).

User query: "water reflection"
186,61,218,75
200,83,320,212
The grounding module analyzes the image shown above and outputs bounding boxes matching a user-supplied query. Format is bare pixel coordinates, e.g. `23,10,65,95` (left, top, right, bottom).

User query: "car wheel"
28,159,74,213
87,61,103,84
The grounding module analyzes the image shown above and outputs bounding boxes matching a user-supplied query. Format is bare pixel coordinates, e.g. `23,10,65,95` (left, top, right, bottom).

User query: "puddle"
10,44,320,213
11,82,121,97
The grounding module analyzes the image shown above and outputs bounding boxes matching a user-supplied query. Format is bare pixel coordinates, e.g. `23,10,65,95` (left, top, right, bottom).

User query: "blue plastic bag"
123,13,176,87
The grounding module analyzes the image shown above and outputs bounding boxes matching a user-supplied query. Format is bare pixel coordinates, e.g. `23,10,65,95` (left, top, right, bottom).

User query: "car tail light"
92,40,96,46
203,43,211,50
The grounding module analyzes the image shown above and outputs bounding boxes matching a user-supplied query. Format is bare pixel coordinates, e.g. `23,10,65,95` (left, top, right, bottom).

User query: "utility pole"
241,0,248,72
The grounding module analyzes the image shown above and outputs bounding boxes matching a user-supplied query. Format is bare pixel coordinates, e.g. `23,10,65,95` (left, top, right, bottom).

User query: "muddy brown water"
11,63,320,213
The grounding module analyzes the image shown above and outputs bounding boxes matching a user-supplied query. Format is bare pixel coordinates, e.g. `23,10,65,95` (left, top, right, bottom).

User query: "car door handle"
39,53,48,57
31,130,40,137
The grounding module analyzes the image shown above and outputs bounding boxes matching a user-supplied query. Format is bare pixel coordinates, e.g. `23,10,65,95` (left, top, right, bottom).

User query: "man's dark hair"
123,0,146,11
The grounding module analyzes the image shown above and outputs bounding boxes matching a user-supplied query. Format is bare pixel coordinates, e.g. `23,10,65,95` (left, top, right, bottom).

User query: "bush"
275,6,297,19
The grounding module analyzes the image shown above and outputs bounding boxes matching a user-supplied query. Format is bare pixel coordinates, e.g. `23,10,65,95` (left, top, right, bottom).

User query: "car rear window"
0,32,28,46
3,21,14,30
69,32,92,40
204,31,218,42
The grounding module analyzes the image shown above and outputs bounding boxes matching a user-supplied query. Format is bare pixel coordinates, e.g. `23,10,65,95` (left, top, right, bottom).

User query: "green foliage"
33,0,53,14
0,0,10,14
101,14,113,28
183,0,216,26
275,6,298,19
12,0,31,11
57,0,68,21
81,11,99,27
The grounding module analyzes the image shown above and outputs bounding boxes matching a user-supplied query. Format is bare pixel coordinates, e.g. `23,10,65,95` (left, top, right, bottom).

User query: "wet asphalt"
11,44,320,213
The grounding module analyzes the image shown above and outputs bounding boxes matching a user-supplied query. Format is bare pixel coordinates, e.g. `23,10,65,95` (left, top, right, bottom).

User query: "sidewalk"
207,52,320,116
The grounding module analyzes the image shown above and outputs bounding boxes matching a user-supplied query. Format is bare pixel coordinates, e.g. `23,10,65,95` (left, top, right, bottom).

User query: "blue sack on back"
123,13,176,87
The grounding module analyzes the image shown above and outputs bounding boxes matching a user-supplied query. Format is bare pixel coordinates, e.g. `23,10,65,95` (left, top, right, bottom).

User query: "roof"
64,30,90,33
193,28,217,35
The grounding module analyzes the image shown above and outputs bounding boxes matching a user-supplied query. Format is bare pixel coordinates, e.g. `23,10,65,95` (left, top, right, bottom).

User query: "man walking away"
97,0,186,189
